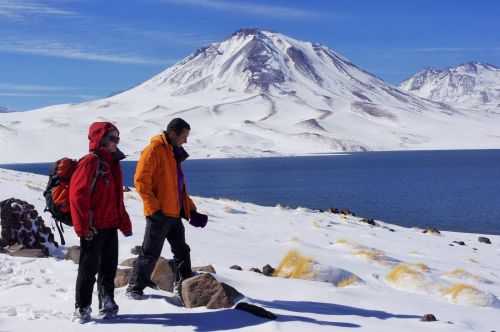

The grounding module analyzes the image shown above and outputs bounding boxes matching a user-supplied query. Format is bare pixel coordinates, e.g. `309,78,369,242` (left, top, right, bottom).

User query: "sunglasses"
106,135,120,144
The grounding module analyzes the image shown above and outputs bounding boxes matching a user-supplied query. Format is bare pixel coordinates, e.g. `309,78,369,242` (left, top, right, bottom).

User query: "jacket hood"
88,122,119,151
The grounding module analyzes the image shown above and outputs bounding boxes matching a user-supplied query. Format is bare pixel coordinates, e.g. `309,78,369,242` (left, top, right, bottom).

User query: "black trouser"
75,228,118,309
128,216,192,291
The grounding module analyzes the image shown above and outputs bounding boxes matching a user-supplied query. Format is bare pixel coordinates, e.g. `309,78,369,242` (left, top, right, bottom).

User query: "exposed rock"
230,265,243,271
119,257,137,268
131,245,142,255
249,267,262,274
151,257,176,292
181,273,242,309
193,265,216,274
360,218,376,226
235,302,277,320
452,241,466,246
207,283,241,309
478,237,492,244
421,314,438,322
262,264,275,276
115,268,132,288
423,227,440,235
64,245,81,264
329,207,355,216
7,246,47,258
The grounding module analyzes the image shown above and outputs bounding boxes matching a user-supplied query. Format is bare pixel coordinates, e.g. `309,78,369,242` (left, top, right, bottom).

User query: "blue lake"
1,150,499,235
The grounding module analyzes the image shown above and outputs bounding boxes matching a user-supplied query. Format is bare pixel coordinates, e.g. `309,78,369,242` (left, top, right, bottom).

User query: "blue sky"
1,0,499,111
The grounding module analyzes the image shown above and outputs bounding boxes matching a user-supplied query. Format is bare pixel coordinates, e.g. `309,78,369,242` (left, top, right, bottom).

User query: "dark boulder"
421,314,438,322
262,264,275,276
478,237,492,244
235,302,277,320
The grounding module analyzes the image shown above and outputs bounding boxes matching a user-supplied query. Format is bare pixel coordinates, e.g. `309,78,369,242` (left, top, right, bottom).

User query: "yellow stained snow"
354,249,385,261
440,283,492,305
413,263,430,273
274,250,315,279
386,264,425,284
336,275,362,288
443,268,492,284
442,284,478,300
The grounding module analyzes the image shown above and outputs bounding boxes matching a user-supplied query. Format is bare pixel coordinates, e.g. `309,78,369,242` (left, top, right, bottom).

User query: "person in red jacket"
69,122,132,323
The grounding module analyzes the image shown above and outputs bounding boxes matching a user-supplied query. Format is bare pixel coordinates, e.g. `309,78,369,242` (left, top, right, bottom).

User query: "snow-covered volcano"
1,29,500,163
400,62,500,111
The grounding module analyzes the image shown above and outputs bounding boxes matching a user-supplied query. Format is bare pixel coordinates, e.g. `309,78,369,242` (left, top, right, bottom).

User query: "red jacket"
69,122,132,238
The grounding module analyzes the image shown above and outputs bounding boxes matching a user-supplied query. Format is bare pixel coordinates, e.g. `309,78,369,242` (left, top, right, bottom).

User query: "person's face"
171,128,190,147
103,130,119,153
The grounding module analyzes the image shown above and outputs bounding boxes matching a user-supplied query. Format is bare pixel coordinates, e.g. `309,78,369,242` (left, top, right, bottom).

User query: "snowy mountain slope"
1,30,500,163
400,62,500,111
1,168,499,331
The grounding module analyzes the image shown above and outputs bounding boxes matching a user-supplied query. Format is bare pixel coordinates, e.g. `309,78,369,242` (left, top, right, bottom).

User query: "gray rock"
421,314,438,322
119,257,137,268
193,265,216,274
360,218,376,226
262,264,275,276
115,268,132,288
230,265,243,271
478,237,492,244
181,273,242,309
64,246,81,264
249,268,262,274
8,246,47,258
151,257,176,292
422,227,440,235
235,302,276,320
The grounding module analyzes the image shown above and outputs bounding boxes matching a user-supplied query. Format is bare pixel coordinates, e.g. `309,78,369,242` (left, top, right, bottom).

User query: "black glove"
189,210,208,228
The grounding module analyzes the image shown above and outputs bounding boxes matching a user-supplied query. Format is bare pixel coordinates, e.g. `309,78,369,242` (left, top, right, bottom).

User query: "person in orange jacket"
127,118,207,301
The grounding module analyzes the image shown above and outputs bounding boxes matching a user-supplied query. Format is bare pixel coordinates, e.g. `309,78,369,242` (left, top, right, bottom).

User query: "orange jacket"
134,133,196,219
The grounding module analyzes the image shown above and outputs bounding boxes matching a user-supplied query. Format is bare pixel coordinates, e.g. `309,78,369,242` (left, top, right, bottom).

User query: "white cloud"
0,39,174,65
0,0,76,19
160,0,322,19
111,26,217,47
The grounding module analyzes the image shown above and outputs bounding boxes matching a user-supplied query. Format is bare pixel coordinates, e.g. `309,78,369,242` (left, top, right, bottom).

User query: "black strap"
55,220,66,246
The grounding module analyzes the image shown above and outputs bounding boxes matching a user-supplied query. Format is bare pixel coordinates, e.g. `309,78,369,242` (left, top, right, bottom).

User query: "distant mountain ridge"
399,62,500,111
0,29,499,163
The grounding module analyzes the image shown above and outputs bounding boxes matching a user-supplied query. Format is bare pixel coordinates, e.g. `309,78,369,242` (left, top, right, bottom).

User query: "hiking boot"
126,287,145,300
173,279,185,306
144,279,158,290
99,295,119,319
72,306,92,324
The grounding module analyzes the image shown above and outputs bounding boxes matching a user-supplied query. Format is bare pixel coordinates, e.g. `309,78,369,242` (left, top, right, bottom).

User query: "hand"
189,211,208,228
84,227,98,241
